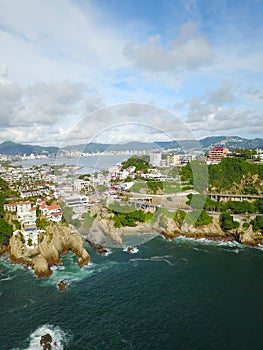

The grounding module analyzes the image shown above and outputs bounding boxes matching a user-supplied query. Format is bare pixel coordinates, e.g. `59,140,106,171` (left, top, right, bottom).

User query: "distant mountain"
199,136,263,150
0,141,59,156
0,136,262,156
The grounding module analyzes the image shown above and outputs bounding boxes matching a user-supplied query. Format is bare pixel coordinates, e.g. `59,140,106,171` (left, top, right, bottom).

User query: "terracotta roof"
47,204,61,210
52,212,62,217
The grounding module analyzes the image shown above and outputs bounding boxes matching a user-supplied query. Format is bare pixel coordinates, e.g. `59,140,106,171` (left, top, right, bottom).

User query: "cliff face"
9,223,90,278
88,214,263,247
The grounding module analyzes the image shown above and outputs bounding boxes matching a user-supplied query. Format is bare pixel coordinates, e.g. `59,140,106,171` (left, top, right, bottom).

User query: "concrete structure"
149,151,162,167
208,147,229,163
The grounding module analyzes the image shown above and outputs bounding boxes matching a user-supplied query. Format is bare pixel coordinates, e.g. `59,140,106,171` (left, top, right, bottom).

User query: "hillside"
0,141,59,156
208,157,263,195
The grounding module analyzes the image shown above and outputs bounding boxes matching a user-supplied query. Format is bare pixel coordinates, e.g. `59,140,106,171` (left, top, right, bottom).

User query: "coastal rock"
10,233,39,264
40,333,52,350
9,222,90,278
33,255,52,278
239,226,263,246
57,279,69,291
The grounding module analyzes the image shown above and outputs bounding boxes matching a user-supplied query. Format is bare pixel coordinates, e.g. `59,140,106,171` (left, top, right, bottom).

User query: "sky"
0,0,262,146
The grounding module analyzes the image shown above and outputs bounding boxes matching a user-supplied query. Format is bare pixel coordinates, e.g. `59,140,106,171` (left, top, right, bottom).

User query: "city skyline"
0,0,262,146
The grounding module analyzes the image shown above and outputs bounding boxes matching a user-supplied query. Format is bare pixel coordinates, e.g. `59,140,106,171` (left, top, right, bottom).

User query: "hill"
0,141,59,156
0,136,262,156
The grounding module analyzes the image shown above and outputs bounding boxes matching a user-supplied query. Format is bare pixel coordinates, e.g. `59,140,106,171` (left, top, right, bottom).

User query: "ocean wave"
40,260,118,288
0,275,15,281
130,255,173,266
173,235,245,249
13,324,71,350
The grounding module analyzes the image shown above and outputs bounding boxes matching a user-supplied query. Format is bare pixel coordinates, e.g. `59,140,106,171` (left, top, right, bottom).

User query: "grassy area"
82,212,95,229
130,182,148,193
163,182,182,193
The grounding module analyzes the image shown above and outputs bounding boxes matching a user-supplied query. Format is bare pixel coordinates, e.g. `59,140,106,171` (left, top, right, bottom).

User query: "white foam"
0,275,15,281
130,255,173,266
123,246,139,254
13,324,71,350
173,235,244,248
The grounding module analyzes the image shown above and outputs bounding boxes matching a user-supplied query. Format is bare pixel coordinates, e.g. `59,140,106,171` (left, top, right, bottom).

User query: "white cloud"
0,81,22,125
0,0,127,84
207,81,234,104
123,22,214,73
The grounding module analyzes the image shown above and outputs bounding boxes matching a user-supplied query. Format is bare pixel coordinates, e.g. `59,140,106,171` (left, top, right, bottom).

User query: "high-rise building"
208,147,229,163
149,151,162,166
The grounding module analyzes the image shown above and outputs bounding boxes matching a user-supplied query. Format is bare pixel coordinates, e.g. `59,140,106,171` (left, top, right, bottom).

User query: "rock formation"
88,213,263,248
9,222,90,278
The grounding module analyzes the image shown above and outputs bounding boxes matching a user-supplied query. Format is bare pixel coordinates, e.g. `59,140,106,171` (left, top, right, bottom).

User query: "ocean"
13,155,129,174
0,235,262,350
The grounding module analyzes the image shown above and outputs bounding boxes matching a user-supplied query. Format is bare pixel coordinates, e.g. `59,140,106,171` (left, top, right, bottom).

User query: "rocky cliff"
9,222,90,278
87,214,263,248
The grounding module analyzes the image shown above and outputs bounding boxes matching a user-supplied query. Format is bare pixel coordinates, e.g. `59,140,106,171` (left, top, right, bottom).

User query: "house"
4,203,17,212
46,211,62,222
17,202,32,217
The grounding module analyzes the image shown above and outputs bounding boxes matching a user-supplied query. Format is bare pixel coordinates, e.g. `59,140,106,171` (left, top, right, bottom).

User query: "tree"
250,216,263,232
122,156,150,172
180,160,208,192
146,181,163,194
219,212,240,231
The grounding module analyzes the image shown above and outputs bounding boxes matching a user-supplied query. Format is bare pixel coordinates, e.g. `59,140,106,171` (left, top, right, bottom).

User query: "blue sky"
0,0,262,146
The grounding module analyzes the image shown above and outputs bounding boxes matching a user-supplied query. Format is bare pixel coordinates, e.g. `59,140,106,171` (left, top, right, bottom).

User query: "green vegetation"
232,149,257,159
223,200,255,214
0,177,16,244
108,202,153,228
146,180,163,194
163,181,182,193
181,157,263,195
186,193,207,210
180,160,208,192
250,216,263,232
219,212,240,231
12,219,21,230
187,194,261,215
130,181,148,193
59,201,81,228
82,212,95,229
209,157,263,193
96,184,108,193
243,222,250,229
122,156,150,172
36,217,48,230
185,209,212,227
173,209,186,225
79,173,90,180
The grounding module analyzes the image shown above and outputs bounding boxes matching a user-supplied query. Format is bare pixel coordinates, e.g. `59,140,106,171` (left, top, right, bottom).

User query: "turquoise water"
0,236,262,349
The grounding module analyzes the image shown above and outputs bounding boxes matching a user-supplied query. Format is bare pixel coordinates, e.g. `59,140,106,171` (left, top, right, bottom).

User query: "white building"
17,202,32,216
149,151,162,167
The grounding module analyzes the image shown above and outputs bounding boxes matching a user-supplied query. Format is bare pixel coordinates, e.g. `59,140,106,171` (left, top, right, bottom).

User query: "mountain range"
0,136,262,156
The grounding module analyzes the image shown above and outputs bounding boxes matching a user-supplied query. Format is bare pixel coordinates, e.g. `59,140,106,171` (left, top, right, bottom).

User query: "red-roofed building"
208,147,229,163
